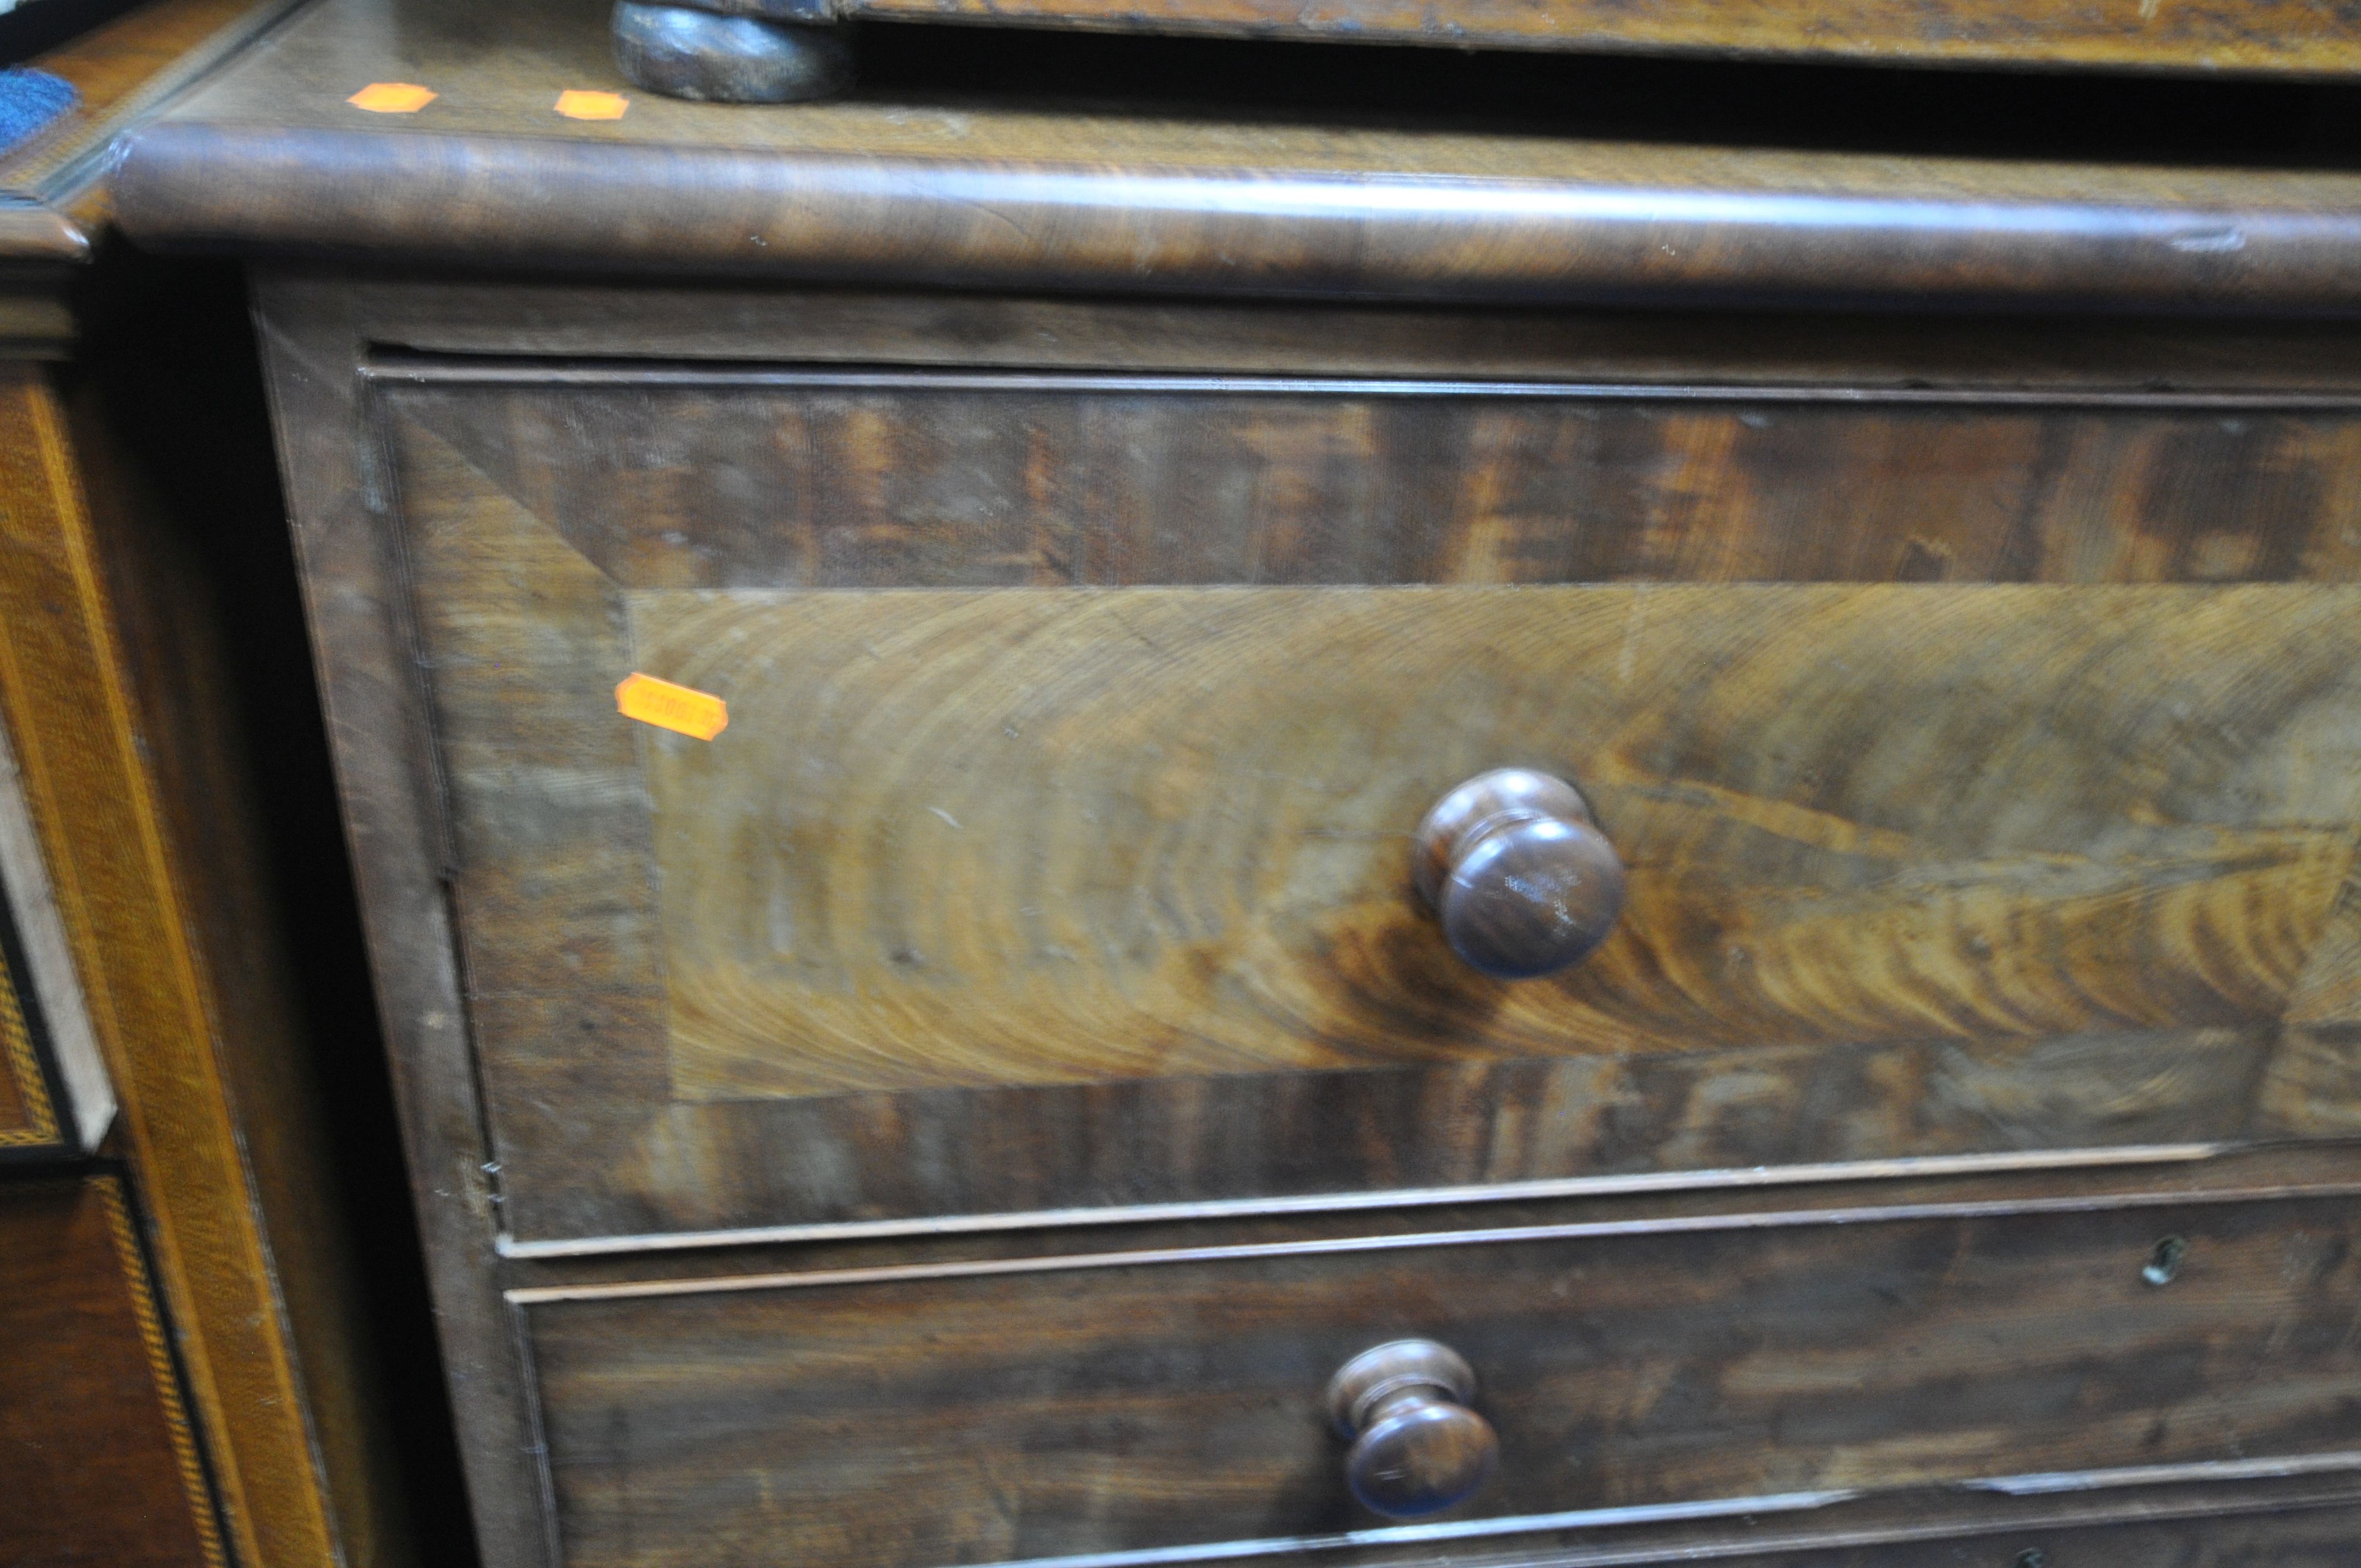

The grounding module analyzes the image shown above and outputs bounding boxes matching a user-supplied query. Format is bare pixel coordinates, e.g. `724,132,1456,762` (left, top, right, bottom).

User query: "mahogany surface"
107,0,2361,1560
108,0,2361,311
522,1186,2361,1567
0,1175,222,1568
229,265,2361,1567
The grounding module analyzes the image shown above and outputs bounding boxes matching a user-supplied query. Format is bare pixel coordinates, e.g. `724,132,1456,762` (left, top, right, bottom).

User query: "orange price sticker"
616,673,728,740
348,81,437,113
555,90,629,121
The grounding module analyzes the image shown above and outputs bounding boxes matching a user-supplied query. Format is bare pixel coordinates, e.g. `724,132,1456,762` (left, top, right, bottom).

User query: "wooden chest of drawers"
112,0,2361,1560
210,275,2361,1567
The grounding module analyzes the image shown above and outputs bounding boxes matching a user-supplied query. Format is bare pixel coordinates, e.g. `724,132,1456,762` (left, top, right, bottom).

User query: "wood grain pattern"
253,270,2361,1567
255,264,547,1568
1,694,115,1153
0,0,302,277
0,4,427,1554
401,378,2361,587
110,0,2361,308
6,0,304,211
0,934,56,1146
522,1190,2361,1568
0,365,350,1568
376,376,2361,1242
1087,1487,2361,1568
331,277,2361,392
625,585,2358,1097
1687,1501,2361,1568
0,1175,224,1568
2253,863,2361,1139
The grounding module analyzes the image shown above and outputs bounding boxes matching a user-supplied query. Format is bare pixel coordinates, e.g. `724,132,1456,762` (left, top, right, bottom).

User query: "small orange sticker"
555,90,629,121
616,673,728,740
347,81,437,113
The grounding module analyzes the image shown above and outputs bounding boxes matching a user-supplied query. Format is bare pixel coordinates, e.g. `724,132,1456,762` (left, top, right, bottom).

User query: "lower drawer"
517,1186,2361,1568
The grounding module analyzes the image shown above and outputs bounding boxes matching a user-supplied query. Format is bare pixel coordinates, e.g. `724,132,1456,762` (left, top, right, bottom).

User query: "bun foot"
612,1,853,102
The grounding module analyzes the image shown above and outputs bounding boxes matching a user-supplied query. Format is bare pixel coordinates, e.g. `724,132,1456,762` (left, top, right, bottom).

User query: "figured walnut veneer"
519,1188,2361,1568
371,374,2361,1244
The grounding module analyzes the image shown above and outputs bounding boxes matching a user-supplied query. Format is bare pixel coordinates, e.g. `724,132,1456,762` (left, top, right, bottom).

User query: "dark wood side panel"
61,294,428,1568
0,363,350,1566
0,1174,223,1568
522,1190,2361,1568
252,273,542,1568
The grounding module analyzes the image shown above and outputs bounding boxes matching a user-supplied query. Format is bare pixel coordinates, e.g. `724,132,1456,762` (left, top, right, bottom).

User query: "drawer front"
376,373,2361,1245
0,1175,223,1568
394,377,2361,589
519,1190,2361,1568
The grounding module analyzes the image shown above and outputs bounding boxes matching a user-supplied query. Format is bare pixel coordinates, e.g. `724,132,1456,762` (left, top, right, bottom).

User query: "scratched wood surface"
380,379,2361,1242
524,1190,2361,1568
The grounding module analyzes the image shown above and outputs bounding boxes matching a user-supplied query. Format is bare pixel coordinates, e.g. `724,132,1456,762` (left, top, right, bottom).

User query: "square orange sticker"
556,90,629,121
348,81,437,113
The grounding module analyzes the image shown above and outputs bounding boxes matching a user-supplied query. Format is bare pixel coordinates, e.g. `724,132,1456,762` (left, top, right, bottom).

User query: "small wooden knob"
1326,1340,1499,1519
1412,769,1625,979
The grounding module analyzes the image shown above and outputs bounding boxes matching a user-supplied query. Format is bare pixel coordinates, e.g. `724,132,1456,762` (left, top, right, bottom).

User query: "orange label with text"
616,673,728,740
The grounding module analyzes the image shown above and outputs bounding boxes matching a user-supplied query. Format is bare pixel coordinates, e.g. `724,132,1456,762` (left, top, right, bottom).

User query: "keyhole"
2144,1235,2188,1287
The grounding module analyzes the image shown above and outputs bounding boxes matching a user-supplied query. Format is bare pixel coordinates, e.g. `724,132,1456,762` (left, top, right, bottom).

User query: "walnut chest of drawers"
113,0,2361,1561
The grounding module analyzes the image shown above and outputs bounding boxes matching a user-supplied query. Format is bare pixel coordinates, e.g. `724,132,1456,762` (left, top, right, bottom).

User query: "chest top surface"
107,0,2361,312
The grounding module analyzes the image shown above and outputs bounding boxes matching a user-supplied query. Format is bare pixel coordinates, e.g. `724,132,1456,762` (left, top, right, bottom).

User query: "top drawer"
371,367,2361,1248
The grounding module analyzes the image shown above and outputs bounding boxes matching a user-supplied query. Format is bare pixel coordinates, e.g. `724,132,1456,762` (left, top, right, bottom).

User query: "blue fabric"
0,67,75,159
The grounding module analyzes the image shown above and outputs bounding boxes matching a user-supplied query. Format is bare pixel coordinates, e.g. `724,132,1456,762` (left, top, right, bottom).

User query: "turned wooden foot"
612,0,853,102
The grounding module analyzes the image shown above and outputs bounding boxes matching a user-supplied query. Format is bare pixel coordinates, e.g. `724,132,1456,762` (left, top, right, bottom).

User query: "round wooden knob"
1326,1340,1498,1519
1412,768,1625,979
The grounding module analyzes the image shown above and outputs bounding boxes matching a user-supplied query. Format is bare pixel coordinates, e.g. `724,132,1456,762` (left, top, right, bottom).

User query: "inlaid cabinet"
0,2,420,1564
